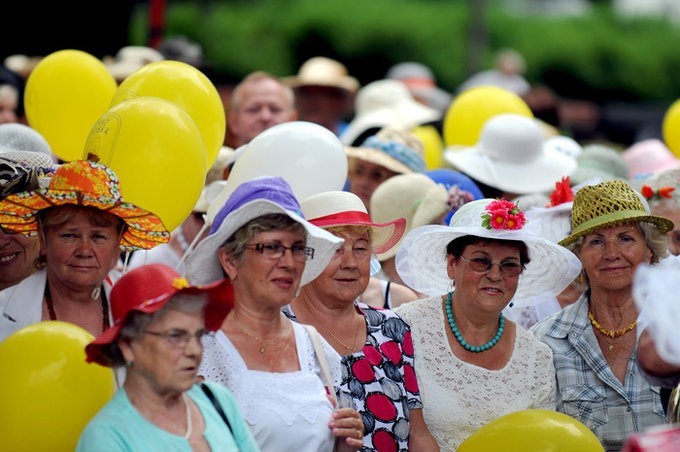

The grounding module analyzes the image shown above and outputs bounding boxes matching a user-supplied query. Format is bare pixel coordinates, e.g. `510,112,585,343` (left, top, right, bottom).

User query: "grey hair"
104,294,208,367
219,213,306,264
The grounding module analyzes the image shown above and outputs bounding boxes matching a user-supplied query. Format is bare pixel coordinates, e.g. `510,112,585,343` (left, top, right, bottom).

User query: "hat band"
361,136,426,173
571,209,649,237
310,211,374,228
402,77,436,88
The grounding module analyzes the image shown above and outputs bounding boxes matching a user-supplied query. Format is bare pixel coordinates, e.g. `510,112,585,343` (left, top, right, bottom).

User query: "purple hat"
186,176,343,286
425,168,484,224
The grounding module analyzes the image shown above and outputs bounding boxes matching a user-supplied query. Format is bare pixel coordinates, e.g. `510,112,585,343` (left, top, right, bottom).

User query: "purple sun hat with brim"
425,168,484,225
186,176,343,287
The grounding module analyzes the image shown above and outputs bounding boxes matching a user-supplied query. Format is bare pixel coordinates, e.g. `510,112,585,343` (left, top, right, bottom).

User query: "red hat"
86,263,233,365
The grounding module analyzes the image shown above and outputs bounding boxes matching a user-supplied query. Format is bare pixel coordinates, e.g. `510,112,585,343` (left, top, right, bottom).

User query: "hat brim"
395,224,582,300
341,103,440,146
85,278,233,366
444,144,578,195
282,75,359,94
345,147,414,175
559,210,674,246
186,199,343,286
310,214,406,255
0,189,169,251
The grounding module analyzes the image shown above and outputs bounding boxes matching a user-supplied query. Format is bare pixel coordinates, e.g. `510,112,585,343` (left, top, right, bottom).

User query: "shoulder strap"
302,324,338,406
383,280,392,309
200,382,234,435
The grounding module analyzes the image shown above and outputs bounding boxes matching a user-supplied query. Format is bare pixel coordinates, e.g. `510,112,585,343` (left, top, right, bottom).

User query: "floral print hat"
0,160,170,251
395,198,582,300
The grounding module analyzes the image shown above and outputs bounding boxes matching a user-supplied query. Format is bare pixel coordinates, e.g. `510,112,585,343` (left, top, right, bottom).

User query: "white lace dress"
394,296,557,451
199,321,342,452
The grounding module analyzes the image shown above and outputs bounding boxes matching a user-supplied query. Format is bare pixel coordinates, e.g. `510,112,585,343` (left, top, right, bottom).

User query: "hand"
329,407,364,451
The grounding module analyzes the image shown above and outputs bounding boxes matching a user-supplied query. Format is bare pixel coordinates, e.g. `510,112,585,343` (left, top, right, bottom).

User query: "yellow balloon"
0,321,116,452
663,99,680,158
458,409,604,452
412,124,444,170
443,85,533,147
111,60,226,167
84,96,207,232
24,49,117,162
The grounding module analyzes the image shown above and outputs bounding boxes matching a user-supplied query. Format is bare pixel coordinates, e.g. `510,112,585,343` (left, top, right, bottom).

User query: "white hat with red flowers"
395,197,582,299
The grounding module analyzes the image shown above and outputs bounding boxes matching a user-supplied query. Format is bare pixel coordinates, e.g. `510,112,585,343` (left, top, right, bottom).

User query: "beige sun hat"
340,79,442,146
283,56,359,93
370,173,450,261
345,127,426,175
103,46,165,82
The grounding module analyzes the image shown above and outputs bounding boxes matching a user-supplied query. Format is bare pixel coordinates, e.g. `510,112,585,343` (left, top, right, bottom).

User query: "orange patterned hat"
0,160,169,251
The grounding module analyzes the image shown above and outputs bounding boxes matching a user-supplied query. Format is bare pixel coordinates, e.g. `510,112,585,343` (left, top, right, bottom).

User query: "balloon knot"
86,153,100,163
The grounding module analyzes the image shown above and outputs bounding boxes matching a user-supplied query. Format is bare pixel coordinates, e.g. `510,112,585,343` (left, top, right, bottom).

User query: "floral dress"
284,302,422,452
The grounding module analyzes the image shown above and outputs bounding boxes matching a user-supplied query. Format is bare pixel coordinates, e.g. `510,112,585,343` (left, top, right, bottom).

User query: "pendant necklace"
232,312,283,353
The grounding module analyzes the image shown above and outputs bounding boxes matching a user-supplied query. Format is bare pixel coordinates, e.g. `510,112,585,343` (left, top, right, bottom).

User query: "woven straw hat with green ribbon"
559,179,674,246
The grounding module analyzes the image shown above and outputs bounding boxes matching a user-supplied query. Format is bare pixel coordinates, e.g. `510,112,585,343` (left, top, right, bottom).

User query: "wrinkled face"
347,159,399,211
651,204,680,256
41,209,121,292
578,223,652,292
219,229,307,308
122,308,206,393
0,228,41,290
448,241,522,313
306,229,371,305
228,78,297,146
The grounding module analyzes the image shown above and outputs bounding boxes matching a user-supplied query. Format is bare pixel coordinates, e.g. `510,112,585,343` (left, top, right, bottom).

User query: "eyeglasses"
142,329,214,348
459,255,524,278
244,242,314,262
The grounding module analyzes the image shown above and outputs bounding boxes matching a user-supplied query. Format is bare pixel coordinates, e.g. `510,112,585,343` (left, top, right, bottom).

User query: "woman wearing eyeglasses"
185,177,365,452
77,263,259,451
392,198,582,451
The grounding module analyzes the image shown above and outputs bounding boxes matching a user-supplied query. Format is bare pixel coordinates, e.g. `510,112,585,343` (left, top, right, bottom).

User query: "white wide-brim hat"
301,190,406,255
395,198,582,300
634,255,680,366
341,80,441,146
186,176,343,286
444,113,577,195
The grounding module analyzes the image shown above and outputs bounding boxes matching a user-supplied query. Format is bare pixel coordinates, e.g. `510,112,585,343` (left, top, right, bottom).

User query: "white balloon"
206,121,348,224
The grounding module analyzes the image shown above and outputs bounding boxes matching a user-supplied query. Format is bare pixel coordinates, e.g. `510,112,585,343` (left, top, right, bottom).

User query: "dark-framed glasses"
244,242,314,262
459,255,524,278
142,329,214,348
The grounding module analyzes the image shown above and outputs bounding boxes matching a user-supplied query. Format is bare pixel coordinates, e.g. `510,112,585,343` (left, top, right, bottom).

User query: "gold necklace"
232,312,283,353
588,310,637,345
317,311,363,353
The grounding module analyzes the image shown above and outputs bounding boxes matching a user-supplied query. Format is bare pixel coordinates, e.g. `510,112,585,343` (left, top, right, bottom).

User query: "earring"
509,300,514,308
576,271,587,285
125,361,133,367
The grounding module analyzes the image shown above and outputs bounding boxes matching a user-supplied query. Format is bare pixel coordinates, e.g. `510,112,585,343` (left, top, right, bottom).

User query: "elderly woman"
186,176,364,452
392,198,582,451
0,160,169,341
77,263,258,451
532,180,673,451
284,190,439,451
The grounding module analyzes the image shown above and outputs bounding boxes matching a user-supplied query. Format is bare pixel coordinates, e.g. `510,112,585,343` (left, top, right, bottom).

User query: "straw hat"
85,263,233,366
395,198,582,299
340,80,441,146
284,57,359,93
0,160,170,251
370,173,450,261
345,127,426,175
444,114,577,195
186,176,343,286
301,190,405,255
559,179,674,246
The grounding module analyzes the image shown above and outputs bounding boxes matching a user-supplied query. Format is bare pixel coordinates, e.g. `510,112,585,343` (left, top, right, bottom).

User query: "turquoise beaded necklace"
445,292,505,353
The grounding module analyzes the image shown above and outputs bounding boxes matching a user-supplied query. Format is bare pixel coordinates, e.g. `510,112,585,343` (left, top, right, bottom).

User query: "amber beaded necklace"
588,310,637,339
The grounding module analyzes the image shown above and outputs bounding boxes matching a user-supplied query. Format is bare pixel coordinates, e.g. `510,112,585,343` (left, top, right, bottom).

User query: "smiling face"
347,158,399,210
40,206,122,292
578,222,653,292
220,229,307,308
0,228,40,290
121,307,206,394
304,227,371,306
448,240,522,314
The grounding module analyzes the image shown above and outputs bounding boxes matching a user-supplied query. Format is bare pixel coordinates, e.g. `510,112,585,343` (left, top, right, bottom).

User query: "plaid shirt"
531,293,666,452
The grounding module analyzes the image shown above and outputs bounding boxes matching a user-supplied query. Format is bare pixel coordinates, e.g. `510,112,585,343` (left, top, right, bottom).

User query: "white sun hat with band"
301,190,406,255
395,198,582,300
